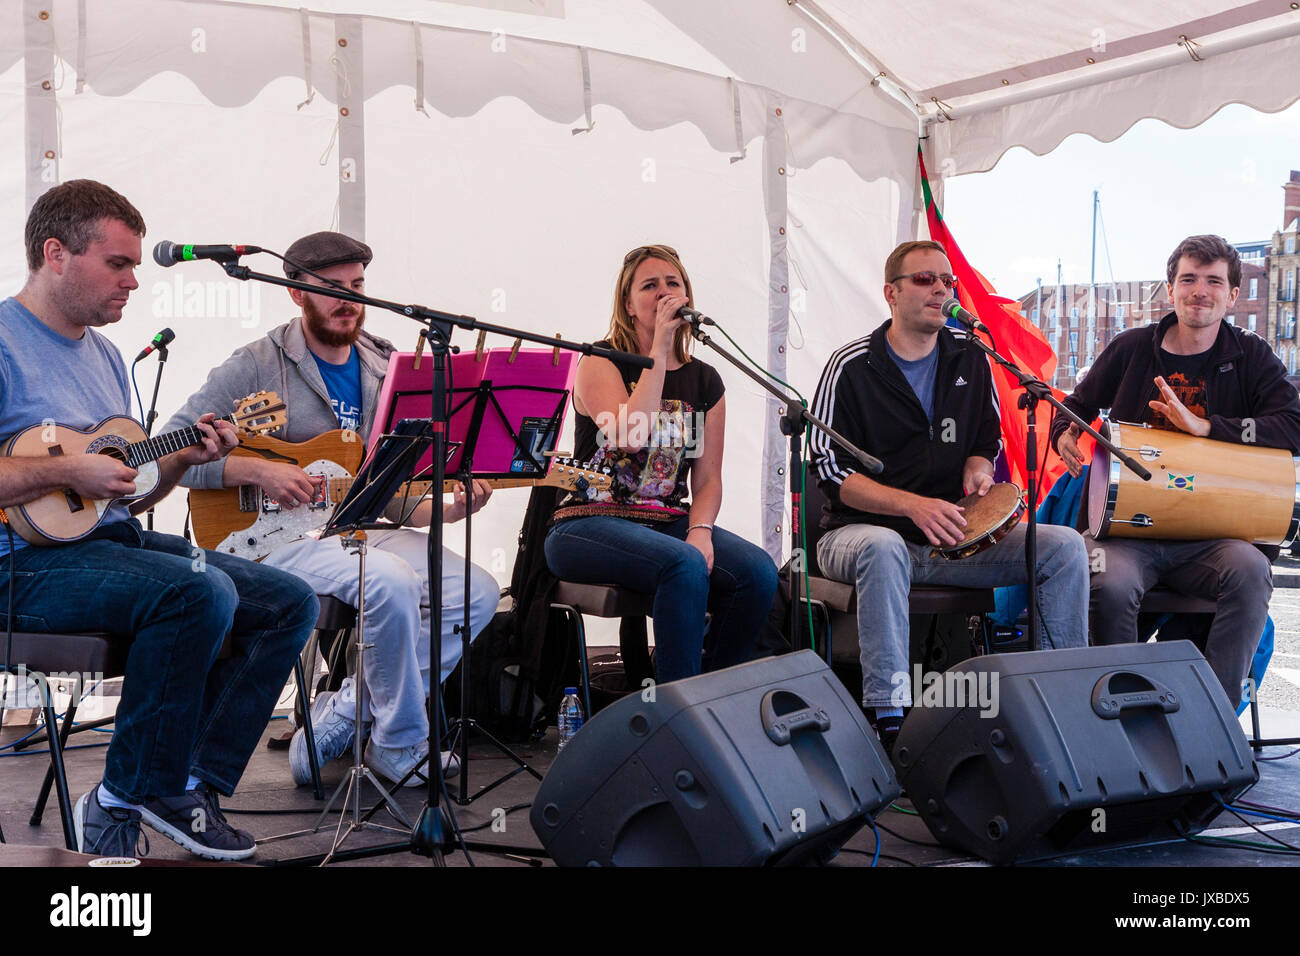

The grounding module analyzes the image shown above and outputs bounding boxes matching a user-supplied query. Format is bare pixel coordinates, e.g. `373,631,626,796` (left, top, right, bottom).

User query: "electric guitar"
189,429,611,561
2,391,288,546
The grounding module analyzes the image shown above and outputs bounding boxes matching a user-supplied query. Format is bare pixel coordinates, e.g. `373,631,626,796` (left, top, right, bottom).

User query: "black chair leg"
552,604,593,718
32,693,80,826
37,684,77,850
293,659,324,799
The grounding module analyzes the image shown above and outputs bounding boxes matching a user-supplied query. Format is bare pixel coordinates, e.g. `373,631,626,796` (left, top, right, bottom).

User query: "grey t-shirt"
885,338,939,424
0,297,132,556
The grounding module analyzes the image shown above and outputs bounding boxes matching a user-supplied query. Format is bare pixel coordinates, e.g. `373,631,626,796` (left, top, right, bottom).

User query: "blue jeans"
544,515,778,683
0,519,318,803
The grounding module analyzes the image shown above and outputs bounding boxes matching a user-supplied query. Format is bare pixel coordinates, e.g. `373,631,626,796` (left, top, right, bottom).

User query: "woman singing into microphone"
544,244,778,683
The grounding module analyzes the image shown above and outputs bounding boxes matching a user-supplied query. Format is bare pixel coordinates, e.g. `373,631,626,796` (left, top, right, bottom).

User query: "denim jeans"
817,522,1089,708
544,515,778,683
0,519,318,803
1085,532,1271,708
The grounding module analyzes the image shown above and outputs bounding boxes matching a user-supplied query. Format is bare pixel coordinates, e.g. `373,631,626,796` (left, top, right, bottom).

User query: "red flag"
918,150,1088,495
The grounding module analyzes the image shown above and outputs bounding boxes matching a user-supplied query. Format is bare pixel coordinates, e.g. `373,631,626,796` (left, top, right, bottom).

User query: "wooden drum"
1086,420,1300,546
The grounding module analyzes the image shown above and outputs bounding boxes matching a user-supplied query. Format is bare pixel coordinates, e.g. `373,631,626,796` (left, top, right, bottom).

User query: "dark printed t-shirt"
556,346,724,523
1151,347,1211,431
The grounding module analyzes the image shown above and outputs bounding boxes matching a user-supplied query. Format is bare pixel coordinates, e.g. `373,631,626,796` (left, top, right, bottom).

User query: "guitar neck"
125,414,237,468
324,475,540,504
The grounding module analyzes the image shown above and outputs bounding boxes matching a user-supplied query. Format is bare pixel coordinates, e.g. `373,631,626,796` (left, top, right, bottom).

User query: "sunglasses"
624,244,679,264
889,270,958,290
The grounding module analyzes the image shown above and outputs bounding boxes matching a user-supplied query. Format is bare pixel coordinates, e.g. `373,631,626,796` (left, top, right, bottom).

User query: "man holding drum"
1053,234,1300,708
811,240,1089,756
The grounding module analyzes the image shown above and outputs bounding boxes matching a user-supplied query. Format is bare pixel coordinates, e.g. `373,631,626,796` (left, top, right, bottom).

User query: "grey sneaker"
289,690,356,786
364,739,460,788
73,787,149,859
140,782,255,862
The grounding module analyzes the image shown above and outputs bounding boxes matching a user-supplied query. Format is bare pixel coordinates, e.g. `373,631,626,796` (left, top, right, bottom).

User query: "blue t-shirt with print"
0,297,134,556
313,347,362,433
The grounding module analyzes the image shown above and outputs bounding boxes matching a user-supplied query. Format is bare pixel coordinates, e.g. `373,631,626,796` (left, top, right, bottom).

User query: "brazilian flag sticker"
1167,473,1195,491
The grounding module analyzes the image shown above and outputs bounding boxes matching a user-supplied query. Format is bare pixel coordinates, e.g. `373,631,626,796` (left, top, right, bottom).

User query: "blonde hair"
606,244,695,365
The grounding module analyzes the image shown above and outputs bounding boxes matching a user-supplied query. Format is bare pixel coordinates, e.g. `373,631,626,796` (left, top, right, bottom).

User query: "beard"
303,296,365,348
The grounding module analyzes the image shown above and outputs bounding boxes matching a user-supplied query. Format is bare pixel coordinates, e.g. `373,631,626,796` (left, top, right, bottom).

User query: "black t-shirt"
1151,347,1211,431
557,344,724,522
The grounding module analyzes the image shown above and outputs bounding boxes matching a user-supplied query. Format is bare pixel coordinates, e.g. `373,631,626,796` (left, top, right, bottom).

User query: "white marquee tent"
2,0,1298,579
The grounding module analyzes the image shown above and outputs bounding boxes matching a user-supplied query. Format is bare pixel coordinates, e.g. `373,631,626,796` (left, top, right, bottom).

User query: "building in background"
1016,172,1300,390
1268,170,1300,374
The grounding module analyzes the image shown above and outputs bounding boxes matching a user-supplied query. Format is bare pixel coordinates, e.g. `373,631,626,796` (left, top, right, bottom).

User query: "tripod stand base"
446,718,542,806
412,804,451,859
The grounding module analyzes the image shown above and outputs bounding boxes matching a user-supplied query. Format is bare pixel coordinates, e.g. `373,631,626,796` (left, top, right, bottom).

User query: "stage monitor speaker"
530,650,899,866
893,640,1258,864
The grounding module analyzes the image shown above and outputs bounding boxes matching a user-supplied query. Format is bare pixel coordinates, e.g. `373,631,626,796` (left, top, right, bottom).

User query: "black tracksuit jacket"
810,320,1002,546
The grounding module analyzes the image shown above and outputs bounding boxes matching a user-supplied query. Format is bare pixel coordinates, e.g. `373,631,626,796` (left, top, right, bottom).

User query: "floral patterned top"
551,345,725,525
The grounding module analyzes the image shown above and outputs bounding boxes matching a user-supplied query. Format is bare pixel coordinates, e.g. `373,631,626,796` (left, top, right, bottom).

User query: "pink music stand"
370,347,578,480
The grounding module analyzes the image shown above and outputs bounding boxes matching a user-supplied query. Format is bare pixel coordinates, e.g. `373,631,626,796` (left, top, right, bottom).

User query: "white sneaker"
363,740,461,787
289,691,356,786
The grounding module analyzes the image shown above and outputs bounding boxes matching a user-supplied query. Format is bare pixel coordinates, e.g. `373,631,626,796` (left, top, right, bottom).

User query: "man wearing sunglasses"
810,240,1088,756
1051,234,1300,709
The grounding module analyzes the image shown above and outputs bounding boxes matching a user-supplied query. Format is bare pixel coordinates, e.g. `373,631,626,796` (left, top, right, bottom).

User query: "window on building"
1031,307,1039,322
1289,236,1297,255
1249,314,1258,332
1070,307,1078,328
1250,277,1259,299
1226,315,1235,325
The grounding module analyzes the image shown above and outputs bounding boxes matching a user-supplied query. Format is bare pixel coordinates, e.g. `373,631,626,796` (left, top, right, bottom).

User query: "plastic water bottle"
557,687,585,751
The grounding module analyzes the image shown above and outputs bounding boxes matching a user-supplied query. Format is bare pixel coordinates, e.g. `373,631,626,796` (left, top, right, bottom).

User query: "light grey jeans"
818,522,1089,708
264,528,500,749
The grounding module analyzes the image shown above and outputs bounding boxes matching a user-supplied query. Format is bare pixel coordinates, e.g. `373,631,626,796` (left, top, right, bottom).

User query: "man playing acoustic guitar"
1053,234,1300,709
0,180,319,860
165,232,499,790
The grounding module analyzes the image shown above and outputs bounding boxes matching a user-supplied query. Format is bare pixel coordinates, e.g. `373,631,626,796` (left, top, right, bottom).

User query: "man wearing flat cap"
164,231,499,789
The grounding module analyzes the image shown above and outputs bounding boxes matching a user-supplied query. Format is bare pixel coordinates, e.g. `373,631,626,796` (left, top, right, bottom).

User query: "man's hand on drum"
1149,375,1211,437
1057,423,1087,478
962,460,994,498
906,495,967,548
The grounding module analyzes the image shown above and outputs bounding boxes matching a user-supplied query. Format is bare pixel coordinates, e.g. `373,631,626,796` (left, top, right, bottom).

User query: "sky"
941,99,1300,300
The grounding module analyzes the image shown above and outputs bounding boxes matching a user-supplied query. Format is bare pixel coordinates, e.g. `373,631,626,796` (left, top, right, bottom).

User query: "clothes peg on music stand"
508,338,522,364
553,333,562,366
413,330,427,370
475,330,487,362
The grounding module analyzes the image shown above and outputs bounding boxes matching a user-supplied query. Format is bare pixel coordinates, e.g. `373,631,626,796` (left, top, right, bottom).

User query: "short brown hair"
884,239,948,285
25,179,146,273
606,244,695,365
1166,235,1240,289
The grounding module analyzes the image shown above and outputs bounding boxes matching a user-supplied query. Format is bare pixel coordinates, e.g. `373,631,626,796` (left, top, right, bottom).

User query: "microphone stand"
681,316,883,657
952,319,1151,650
217,256,650,866
139,343,169,531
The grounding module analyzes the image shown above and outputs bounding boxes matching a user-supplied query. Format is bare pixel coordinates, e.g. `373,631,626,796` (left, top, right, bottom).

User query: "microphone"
135,327,175,362
676,305,715,327
152,241,262,268
941,297,991,336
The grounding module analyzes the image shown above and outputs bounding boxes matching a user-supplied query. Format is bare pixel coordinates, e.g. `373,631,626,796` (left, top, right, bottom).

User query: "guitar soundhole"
99,447,128,464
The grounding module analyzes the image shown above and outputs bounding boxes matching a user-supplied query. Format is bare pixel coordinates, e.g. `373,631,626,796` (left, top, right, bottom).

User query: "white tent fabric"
1,0,1295,585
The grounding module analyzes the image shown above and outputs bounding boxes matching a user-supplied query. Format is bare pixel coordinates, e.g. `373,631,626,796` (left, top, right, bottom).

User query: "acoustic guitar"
2,391,288,546
189,429,611,561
